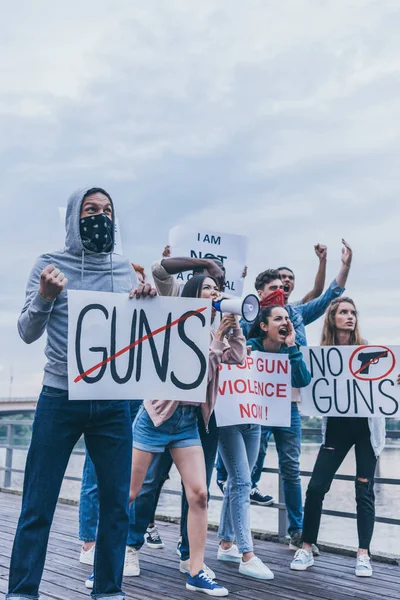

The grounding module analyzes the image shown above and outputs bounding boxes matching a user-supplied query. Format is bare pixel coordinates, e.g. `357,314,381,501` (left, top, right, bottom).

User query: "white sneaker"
124,547,140,577
217,544,242,563
239,556,274,580
79,545,95,566
355,554,372,577
290,548,314,571
180,559,216,580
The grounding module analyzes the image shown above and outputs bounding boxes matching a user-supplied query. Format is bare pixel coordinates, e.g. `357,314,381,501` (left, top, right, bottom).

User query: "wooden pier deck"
1,491,399,600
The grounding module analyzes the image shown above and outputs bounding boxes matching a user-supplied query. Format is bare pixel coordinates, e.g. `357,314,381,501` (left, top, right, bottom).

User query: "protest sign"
58,207,124,255
214,351,292,427
169,226,248,296
68,291,211,401
300,345,400,417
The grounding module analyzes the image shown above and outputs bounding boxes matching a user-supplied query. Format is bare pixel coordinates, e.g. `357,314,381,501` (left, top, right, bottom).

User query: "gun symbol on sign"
357,351,388,374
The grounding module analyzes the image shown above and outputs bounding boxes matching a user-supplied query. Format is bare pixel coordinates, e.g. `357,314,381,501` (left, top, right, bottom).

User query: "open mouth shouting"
278,326,288,337
283,284,290,294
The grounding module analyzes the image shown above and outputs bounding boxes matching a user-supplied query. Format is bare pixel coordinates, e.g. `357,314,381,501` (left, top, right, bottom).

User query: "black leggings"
302,417,377,550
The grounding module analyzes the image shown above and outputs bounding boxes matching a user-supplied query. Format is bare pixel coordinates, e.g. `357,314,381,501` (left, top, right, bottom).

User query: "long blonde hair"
320,297,364,347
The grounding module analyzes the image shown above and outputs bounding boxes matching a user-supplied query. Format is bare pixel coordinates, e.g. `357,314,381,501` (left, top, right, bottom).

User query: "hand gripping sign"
214,351,292,427
300,345,400,417
169,226,248,296
68,291,211,401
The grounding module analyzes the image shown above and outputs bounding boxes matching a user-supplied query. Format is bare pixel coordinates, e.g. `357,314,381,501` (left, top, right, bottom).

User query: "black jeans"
303,417,377,550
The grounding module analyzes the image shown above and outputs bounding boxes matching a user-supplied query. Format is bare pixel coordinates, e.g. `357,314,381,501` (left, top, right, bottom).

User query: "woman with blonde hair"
290,297,386,578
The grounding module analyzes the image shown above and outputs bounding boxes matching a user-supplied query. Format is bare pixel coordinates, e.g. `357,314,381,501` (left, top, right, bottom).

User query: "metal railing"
1,419,400,541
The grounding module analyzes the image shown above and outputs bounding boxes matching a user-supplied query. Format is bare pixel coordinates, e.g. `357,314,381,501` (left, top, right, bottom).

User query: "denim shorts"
132,404,201,453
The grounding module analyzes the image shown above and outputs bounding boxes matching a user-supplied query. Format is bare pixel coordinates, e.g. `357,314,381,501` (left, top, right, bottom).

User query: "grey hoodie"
18,187,138,390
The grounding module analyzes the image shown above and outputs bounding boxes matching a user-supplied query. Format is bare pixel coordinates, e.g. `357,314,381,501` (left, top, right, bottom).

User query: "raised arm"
285,322,311,387
18,260,68,344
299,240,352,326
335,238,352,289
161,256,224,280
208,315,246,382
300,244,327,304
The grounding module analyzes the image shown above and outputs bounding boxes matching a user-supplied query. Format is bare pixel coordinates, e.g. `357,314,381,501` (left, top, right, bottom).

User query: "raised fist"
39,264,68,301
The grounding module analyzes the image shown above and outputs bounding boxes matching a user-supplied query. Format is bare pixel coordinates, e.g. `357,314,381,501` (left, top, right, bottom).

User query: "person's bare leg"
129,448,155,502
170,446,207,576
82,541,95,552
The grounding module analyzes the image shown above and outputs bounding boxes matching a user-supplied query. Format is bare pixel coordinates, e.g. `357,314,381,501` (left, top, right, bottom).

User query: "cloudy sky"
1,0,400,397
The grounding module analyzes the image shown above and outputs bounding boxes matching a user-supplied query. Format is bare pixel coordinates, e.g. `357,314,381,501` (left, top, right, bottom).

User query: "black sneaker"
289,531,319,556
144,525,164,549
250,486,274,506
217,480,227,495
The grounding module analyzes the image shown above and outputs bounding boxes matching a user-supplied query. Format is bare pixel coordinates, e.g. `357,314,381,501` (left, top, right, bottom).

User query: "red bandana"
260,289,286,309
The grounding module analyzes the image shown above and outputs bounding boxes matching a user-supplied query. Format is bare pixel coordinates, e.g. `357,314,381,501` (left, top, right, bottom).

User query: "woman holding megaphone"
216,303,311,580
130,275,246,597
290,297,386,578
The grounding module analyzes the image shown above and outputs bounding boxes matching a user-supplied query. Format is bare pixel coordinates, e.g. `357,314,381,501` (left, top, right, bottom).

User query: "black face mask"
80,213,114,253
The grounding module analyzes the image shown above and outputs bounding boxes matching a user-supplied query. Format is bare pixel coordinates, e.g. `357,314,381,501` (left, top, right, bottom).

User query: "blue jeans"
79,400,142,543
179,411,219,562
263,403,303,535
251,427,272,487
7,386,132,600
217,424,261,553
127,450,173,548
216,427,272,489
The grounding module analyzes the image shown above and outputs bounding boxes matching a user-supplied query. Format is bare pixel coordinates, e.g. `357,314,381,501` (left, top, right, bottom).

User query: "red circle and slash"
349,345,395,381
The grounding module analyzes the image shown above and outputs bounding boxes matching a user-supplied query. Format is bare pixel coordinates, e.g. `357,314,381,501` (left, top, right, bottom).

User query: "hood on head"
64,187,115,255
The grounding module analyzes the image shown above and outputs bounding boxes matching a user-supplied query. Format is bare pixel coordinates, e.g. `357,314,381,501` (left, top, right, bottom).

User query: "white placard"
300,345,400,417
58,207,124,255
214,351,292,427
68,291,211,401
169,226,248,296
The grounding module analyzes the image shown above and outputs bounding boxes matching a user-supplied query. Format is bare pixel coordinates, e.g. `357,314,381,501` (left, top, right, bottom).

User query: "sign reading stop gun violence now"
300,345,400,417
169,226,248,297
214,352,292,427
68,291,212,401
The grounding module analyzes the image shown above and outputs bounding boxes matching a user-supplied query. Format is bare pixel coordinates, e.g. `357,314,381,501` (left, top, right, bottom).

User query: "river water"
1,442,399,556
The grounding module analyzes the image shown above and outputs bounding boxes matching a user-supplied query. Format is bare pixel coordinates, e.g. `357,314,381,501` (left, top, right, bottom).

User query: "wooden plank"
1,491,399,600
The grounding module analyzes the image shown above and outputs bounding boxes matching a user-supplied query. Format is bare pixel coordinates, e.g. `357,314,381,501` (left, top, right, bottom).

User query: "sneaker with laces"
290,548,314,571
355,554,372,577
186,570,228,596
85,572,94,589
144,524,164,549
217,544,242,563
217,480,227,495
239,556,274,580
80,544,95,566
288,532,319,556
180,559,216,580
124,547,140,576
249,487,274,506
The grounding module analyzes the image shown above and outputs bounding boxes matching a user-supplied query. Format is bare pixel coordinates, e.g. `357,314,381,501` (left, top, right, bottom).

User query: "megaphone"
213,294,260,323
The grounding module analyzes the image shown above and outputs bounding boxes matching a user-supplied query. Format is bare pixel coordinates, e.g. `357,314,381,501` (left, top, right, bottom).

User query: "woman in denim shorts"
130,274,246,597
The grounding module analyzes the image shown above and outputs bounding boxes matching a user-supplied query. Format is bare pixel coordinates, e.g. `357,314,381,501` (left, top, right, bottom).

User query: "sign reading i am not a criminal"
300,345,400,418
67,291,212,401
214,351,292,427
169,226,248,296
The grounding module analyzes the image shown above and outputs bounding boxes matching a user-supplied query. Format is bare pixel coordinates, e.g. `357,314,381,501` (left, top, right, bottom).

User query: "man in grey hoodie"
7,188,143,600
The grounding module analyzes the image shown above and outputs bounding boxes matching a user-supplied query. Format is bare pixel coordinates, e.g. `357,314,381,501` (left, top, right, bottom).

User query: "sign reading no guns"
214,351,292,427
169,226,248,297
300,345,400,418
67,291,211,401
